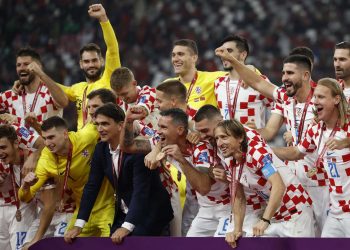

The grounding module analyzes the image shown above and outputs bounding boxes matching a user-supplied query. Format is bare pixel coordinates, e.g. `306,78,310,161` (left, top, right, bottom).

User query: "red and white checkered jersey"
343,87,350,104
272,86,328,187
0,84,62,125
0,162,21,206
215,76,272,128
230,127,312,221
298,121,350,218
0,122,39,150
117,85,158,136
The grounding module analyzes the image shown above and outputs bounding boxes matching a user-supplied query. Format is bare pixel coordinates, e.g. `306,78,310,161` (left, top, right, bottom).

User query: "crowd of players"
1,3,350,250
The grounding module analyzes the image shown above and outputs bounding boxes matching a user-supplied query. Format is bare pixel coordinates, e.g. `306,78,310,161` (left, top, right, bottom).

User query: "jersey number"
328,162,340,178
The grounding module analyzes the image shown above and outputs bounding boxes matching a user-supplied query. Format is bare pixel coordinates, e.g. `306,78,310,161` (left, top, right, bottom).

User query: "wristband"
261,217,271,225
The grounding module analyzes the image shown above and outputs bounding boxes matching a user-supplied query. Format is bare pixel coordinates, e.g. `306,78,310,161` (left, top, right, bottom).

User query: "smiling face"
80,51,103,82
171,45,197,76
334,49,350,81
313,85,340,123
157,116,185,147
87,95,104,120
114,81,138,104
95,114,122,144
42,127,68,155
195,117,221,144
16,56,36,86
281,63,306,97
214,126,243,159
220,41,247,71
0,137,18,165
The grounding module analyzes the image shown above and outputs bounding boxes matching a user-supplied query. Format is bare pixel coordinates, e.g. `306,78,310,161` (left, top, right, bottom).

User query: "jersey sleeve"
192,142,213,173
136,86,156,114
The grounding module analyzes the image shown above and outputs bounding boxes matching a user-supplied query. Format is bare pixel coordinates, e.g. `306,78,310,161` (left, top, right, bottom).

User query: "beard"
83,67,103,82
19,72,35,86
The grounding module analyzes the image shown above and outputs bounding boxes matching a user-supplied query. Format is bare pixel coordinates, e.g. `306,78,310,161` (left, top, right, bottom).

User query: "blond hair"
317,78,349,127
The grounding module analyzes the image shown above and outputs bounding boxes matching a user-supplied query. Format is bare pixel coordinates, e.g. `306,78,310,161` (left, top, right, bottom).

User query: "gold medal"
15,210,22,222
307,167,317,178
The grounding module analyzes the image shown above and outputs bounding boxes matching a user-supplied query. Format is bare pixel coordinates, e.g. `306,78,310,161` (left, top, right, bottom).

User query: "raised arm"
215,47,276,99
257,113,284,141
27,61,69,108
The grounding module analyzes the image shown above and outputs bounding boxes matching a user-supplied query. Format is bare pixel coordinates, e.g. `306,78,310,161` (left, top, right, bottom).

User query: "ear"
171,96,177,107
79,60,83,69
132,80,137,87
303,70,311,81
335,95,341,105
177,125,186,136
13,139,20,150
100,57,105,67
240,51,248,62
63,130,69,139
192,54,198,64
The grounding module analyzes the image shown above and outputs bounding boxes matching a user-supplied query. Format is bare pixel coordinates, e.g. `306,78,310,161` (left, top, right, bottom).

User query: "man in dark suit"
64,103,173,244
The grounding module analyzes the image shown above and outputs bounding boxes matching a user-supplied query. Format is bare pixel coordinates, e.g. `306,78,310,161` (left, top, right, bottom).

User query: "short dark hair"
335,41,350,53
283,55,312,72
0,124,18,143
79,43,102,59
289,46,315,64
41,116,68,132
160,108,188,131
87,89,116,104
156,80,187,103
220,34,250,57
173,39,198,55
194,105,221,122
110,67,135,91
16,47,41,63
94,103,125,123
217,119,248,152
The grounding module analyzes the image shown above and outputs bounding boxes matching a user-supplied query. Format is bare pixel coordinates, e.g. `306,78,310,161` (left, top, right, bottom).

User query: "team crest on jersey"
139,96,147,103
195,86,202,94
19,127,30,138
143,127,155,136
81,149,89,158
198,152,209,163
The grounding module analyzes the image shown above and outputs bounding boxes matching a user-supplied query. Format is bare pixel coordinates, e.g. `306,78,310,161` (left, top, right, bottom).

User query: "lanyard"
307,121,338,177
292,88,314,145
57,140,73,211
9,152,24,221
111,150,123,200
185,72,198,103
82,86,89,126
21,83,43,115
226,78,242,120
230,154,245,221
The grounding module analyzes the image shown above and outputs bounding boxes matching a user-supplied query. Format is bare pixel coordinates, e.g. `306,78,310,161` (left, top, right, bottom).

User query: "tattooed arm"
120,112,152,154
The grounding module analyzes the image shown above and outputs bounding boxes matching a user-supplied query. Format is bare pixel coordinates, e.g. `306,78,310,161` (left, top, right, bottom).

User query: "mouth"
19,71,30,79
173,62,183,71
315,106,324,115
0,154,8,161
284,81,294,89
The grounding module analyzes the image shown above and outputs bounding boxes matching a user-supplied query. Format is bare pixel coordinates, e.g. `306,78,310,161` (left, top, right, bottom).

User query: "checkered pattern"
10,122,38,150
229,127,312,221
0,84,61,125
272,86,328,187
298,121,350,217
214,76,272,128
0,163,20,206
117,85,158,136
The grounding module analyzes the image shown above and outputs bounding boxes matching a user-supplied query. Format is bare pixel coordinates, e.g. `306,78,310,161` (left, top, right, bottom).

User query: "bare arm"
22,137,45,176
257,113,284,141
120,119,152,154
272,146,305,161
162,145,212,196
27,61,69,108
215,47,276,99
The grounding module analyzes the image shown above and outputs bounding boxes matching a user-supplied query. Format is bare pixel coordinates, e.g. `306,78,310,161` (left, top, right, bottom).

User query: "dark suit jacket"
77,141,173,235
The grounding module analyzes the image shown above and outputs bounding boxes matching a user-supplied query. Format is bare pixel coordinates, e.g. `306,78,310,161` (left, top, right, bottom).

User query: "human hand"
88,4,108,22
64,226,82,244
22,172,38,190
253,219,269,236
111,227,130,244
225,230,242,248
186,131,201,144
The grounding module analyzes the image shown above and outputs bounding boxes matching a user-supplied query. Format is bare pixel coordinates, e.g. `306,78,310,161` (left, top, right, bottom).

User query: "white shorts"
187,203,231,237
0,202,37,250
264,206,315,237
24,211,73,244
304,185,329,236
214,207,261,237
321,215,350,237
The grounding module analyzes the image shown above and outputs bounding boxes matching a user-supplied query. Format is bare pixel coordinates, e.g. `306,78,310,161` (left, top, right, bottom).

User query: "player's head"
0,125,19,165
289,46,315,70
172,39,198,76
158,108,188,147
282,55,312,97
334,41,350,81
94,103,125,144
155,80,187,111
87,89,116,118
110,67,138,104
79,43,104,82
41,116,69,155
16,47,42,86
219,34,249,70
194,105,223,142
314,78,349,127
215,119,248,159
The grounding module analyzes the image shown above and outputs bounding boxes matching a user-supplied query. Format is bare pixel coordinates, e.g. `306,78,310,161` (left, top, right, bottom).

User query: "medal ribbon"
229,154,245,221
226,78,242,120
185,72,198,103
82,86,89,126
9,152,24,211
22,83,43,115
